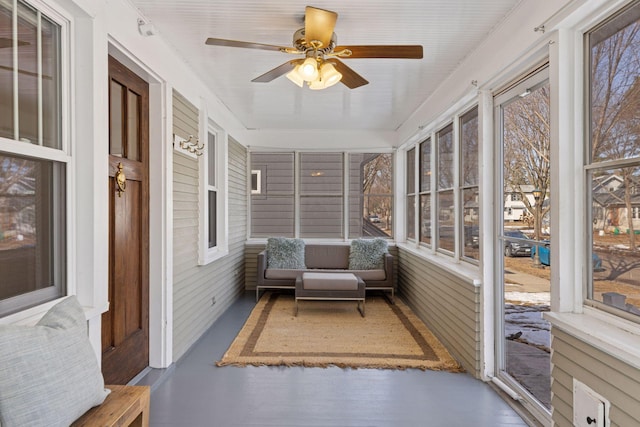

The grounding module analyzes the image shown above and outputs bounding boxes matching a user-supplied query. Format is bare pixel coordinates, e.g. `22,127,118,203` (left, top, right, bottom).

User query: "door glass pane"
127,90,139,161
501,81,551,409
17,1,37,145
109,81,123,157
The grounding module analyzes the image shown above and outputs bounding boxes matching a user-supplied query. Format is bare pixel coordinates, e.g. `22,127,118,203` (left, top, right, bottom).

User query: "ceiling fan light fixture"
308,79,326,90
286,66,305,87
298,57,319,81
319,62,342,88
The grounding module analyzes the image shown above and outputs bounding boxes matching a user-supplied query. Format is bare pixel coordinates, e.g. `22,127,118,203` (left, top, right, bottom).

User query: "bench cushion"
265,268,385,281
0,297,109,427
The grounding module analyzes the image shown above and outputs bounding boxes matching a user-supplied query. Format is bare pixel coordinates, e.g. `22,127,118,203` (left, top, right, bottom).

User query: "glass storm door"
495,66,551,423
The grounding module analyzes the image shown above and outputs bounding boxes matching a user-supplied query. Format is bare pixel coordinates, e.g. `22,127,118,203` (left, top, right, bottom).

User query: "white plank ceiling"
130,1,522,131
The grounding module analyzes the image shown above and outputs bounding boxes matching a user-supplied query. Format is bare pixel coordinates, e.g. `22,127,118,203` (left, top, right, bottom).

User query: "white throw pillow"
349,238,389,270
266,237,306,269
0,296,109,427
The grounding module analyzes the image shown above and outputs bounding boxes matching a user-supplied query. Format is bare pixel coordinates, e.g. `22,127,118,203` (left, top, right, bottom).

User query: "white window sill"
396,242,482,286
544,308,640,370
199,247,229,265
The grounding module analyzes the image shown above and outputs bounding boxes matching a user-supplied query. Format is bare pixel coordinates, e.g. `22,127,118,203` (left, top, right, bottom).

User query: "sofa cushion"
305,245,350,269
266,237,306,269
349,238,389,270
0,296,109,427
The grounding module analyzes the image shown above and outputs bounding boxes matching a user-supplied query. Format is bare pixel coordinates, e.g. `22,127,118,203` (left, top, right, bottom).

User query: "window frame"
406,147,416,241
436,123,455,255
584,0,640,322
0,0,70,317
198,121,228,265
248,150,394,240
459,106,480,263
418,137,432,247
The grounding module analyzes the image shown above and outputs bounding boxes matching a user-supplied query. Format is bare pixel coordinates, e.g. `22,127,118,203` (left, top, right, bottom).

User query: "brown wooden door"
102,56,149,385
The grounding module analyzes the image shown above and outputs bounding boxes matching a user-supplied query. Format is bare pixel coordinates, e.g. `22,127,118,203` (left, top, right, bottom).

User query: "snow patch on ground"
504,292,551,349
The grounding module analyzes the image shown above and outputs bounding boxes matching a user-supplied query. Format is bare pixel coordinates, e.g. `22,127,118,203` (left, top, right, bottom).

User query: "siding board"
551,326,640,427
172,91,247,361
397,247,481,376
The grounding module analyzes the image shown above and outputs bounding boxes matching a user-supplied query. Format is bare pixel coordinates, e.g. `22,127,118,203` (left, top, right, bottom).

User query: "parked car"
531,242,604,271
368,215,381,223
504,230,532,257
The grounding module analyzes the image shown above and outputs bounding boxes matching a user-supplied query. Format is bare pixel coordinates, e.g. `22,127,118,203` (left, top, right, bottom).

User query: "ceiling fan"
205,6,423,90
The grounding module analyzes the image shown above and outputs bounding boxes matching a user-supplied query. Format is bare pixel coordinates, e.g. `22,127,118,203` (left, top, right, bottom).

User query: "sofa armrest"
257,250,267,286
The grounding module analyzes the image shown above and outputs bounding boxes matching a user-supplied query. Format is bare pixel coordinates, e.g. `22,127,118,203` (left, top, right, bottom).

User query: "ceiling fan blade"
334,45,423,59
328,59,368,89
205,38,287,52
252,59,303,83
304,6,337,48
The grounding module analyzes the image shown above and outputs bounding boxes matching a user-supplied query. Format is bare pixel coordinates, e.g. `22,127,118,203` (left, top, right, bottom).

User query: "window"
198,124,228,264
349,153,393,239
250,152,393,239
0,0,66,317
419,138,431,245
406,105,479,262
460,107,479,260
437,125,455,252
587,1,640,319
406,148,416,240
207,131,217,248
250,170,261,194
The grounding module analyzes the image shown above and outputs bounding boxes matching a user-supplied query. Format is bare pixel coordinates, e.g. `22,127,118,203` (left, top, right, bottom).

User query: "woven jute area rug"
217,292,463,371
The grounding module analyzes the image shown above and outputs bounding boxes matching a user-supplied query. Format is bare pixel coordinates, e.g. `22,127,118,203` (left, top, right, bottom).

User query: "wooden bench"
71,385,150,427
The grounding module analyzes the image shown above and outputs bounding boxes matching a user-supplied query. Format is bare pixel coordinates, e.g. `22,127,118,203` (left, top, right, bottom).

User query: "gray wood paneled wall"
550,327,640,427
172,90,247,361
397,248,481,376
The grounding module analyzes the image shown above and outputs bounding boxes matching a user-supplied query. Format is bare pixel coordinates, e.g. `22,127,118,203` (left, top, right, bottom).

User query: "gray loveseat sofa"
256,242,394,302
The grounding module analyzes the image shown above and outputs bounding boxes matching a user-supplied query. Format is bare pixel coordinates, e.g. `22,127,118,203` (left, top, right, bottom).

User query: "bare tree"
591,21,640,248
503,84,551,241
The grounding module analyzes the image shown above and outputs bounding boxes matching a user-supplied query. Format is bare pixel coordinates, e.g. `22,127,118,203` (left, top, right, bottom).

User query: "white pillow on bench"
0,296,109,427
